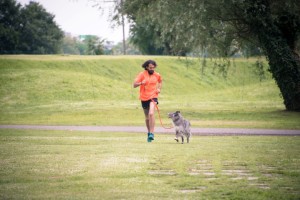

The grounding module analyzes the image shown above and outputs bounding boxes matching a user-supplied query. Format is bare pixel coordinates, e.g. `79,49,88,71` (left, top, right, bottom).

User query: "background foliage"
0,0,63,54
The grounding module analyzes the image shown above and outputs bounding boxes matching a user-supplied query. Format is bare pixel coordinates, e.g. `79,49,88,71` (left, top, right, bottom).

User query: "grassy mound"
0,55,299,128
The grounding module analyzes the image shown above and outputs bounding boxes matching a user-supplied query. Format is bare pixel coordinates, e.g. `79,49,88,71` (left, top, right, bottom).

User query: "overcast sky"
16,0,130,43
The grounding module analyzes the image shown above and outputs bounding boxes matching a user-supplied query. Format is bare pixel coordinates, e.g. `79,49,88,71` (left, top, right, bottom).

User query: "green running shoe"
147,133,152,142
148,133,154,141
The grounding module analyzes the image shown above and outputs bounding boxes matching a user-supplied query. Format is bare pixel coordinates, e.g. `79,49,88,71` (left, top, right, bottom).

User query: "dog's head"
168,111,181,121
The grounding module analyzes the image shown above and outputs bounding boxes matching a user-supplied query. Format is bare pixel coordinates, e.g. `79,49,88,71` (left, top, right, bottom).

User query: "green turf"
0,129,299,199
0,55,299,129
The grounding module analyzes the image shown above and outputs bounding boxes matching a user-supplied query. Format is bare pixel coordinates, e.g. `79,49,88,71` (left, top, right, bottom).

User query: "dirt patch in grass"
250,183,270,189
179,186,207,193
148,170,176,175
221,169,251,176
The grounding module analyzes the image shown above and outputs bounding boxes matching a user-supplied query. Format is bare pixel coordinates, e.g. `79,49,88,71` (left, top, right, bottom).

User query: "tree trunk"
246,0,300,111
261,37,300,111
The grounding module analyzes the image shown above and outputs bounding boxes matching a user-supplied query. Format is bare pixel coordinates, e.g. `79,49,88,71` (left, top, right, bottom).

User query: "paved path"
0,125,300,136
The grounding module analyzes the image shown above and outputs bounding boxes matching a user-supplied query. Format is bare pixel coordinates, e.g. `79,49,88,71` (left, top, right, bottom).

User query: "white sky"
16,0,130,43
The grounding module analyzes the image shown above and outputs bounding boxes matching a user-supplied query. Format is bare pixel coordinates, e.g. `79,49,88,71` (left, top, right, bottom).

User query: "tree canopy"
0,0,63,54
0,0,22,53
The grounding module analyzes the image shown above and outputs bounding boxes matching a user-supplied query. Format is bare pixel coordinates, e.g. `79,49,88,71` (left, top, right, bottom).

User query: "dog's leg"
174,130,179,142
186,129,191,143
181,135,184,144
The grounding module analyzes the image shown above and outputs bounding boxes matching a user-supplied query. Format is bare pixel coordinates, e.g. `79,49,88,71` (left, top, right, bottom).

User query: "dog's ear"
176,111,180,113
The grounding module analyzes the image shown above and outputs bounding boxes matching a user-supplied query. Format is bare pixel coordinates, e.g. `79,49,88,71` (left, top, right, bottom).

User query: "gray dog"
168,111,191,144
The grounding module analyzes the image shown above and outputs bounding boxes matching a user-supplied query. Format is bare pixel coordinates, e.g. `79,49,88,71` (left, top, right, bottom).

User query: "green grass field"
0,129,299,199
0,55,300,199
0,55,299,129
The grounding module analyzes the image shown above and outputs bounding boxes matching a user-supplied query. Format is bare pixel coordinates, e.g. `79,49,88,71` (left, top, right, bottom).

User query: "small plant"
212,58,230,79
253,58,266,82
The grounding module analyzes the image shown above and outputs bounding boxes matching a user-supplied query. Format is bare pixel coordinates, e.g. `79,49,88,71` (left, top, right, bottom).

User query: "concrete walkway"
0,125,300,136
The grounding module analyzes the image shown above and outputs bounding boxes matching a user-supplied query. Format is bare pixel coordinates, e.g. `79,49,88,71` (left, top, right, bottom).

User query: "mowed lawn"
0,55,300,199
0,129,300,200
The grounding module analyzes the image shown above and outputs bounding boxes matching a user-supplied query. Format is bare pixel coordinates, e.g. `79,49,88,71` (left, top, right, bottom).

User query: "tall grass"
0,55,299,128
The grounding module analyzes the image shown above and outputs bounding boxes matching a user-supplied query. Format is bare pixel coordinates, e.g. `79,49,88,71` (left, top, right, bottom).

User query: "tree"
19,1,63,54
121,0,300,111
62,34,80,55
0,0,22,54
84,35,105,55
122,1,192,55
241,1,300,110
0,0,64,54
112,38,141,55
129,20,165,55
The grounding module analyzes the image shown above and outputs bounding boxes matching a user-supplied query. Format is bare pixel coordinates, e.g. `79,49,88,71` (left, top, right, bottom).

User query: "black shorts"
141,98,158,109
